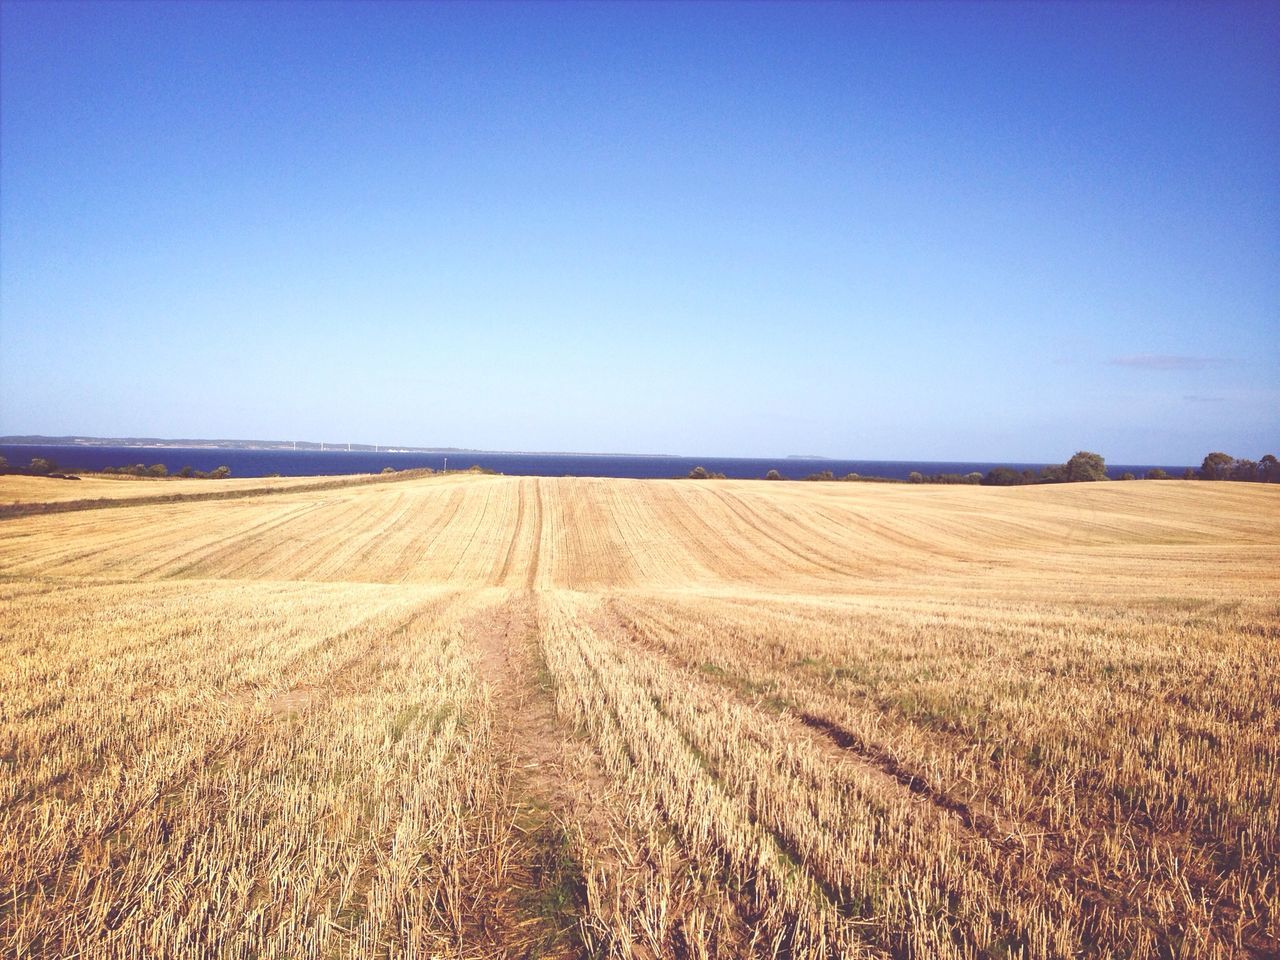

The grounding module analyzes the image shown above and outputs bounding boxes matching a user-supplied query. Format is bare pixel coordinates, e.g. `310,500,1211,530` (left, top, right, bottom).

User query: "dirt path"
463,592,624,959
470,594,621,831
464,591,771,959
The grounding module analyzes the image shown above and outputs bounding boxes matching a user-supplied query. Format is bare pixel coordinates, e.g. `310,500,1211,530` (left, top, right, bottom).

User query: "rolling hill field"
2,474,1277,959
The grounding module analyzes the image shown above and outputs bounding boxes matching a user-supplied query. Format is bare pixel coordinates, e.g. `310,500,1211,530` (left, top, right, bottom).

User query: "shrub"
148,464,168,478
382,467,396,474
1120,472,1135,481
764,469,784,481
209,466,231,480
805,470,835,482
1145,468,1169,480
907,471,923,483
29,458,56,474
982,467,1029,486
687,466,724,479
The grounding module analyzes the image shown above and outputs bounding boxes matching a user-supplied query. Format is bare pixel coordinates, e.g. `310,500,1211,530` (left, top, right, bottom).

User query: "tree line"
100,463,232,479
1195,452,1279,483
685,450,1280,484
0,457,231,480
973,451,1279,485
919,450,1279,485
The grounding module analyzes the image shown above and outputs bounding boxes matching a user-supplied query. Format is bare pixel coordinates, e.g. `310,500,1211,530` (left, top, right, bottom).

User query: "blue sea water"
0,444,1190,482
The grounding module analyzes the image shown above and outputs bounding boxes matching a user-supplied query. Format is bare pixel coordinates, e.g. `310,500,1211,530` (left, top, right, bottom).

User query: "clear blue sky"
2,1,1276,462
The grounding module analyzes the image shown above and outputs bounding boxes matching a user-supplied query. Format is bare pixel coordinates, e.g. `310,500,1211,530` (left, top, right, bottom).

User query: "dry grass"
1,476,1276,957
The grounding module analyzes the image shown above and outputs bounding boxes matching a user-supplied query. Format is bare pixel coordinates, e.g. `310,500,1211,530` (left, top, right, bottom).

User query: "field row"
1,476,1273,595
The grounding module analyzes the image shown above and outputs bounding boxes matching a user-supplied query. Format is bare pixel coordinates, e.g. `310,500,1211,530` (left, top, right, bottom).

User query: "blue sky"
2,1,1276,463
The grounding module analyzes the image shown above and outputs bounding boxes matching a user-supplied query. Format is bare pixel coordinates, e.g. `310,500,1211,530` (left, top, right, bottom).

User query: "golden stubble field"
1,473,1277,959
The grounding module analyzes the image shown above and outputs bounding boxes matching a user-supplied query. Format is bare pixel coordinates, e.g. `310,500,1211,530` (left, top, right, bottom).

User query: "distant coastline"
0,435,678,458
0,437,1193,483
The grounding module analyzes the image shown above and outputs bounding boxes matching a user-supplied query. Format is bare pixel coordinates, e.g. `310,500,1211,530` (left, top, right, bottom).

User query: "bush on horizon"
687,466,726,480
99,463,231,479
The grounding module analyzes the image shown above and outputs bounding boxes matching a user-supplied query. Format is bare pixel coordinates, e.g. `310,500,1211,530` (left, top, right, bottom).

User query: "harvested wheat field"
1,474,1277,959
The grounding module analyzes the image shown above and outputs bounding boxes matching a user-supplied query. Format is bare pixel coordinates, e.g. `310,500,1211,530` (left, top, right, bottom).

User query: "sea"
0,444,1191,482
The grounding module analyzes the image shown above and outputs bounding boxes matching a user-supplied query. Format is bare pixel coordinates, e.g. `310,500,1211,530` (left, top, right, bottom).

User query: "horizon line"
0,434,1209,468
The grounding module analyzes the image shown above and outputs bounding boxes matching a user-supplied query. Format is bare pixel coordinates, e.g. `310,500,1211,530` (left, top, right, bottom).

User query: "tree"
0,455,7,472
1063,451,1107,482
1261,454,1280,484
1145,468,1169,480
178,466,194,478
1120,472,1136,481
1200,452,1233,481
148,464,168,477
1230,459,1259,482
209,465,231,480
907,471,924,483
764,469,784,480
1182,468,1196,480
28,457,55,474
805,470,835,481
